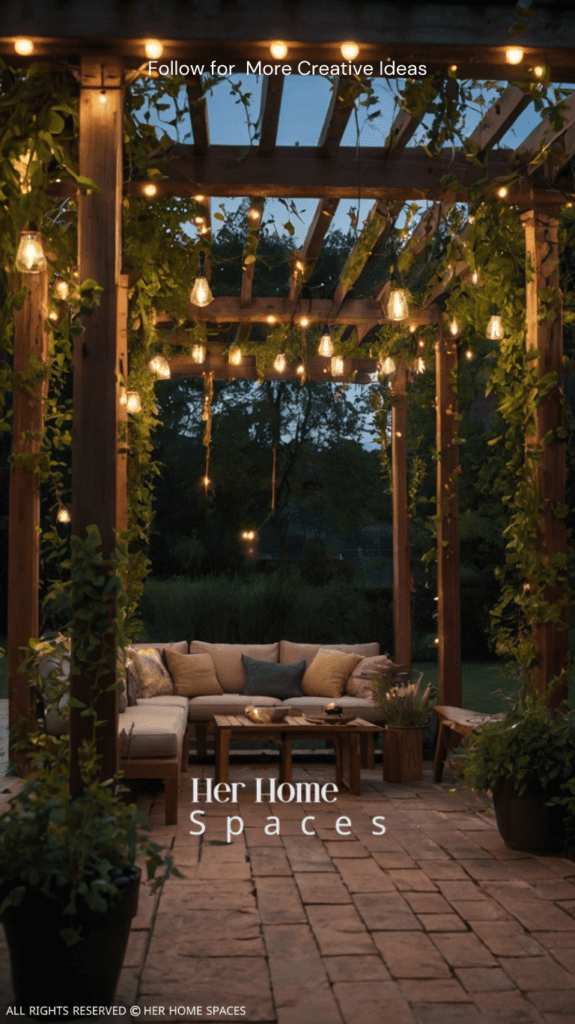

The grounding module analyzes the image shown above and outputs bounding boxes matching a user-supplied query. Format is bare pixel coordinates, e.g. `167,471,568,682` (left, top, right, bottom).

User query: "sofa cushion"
129,649,173,698
188,641,279,693
280,640,380,667
164,649,222,697
187,694,283,721
119,704,187,759
301,649,363,699
346,654,401,700
242,655,306,700
136,695,190,711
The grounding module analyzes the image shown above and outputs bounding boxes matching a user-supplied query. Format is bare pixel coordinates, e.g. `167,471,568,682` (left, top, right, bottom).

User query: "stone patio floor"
1,752,575,1023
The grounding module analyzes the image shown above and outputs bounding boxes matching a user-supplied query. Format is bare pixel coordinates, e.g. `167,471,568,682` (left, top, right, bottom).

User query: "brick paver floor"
1,756,575,1023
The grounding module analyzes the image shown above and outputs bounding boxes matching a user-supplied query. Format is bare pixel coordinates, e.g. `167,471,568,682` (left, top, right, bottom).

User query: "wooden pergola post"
70,57,125,792
391,358,412,669
435,322,461,705
521,206,568,708
8,269,48,764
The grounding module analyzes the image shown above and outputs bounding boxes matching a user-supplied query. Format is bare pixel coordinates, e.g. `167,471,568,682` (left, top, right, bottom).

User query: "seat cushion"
301,649,363,699
188,641,279,693
280,640,380,667
164,649,222,697
119,705,187,759
242,655,306,700
136,695,190,711
187,694,283,721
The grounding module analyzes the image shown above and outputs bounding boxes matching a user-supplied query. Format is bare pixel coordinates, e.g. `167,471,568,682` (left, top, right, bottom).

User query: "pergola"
2,1,572,787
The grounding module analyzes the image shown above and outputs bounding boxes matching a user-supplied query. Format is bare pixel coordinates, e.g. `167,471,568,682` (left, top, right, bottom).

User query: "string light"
126,391,142,414
99,90,107,104
471,270,479,286
56,504,71,524
533,65,545,78
409,323,416,333
270,41,288,59
248,207,261,222
274,353,287,373
340,42,359,60
267,315,277,324
194,195,205,202
15,231,47,273
505,46,524,65
465,348,474,361
192,343,206,364
53,277,69,301
241,530,256,541
229,346,242,366
143,183,158,197
486,304,504,341
145,40,163,59
318,324,334,357
387,270,409,322
413,357,426,374
497,186,509,199
148,354,171,378
449,318,459,337
380,357,396,375
331,355,345,377
190,251,213,307
14,38,34,55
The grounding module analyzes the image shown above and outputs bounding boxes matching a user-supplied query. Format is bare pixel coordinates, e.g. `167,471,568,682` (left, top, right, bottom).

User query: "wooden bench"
433,705,505,783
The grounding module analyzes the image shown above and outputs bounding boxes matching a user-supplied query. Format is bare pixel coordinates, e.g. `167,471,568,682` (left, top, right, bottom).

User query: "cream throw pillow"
129,648,173,698
301,649,363,698
164,649,222,697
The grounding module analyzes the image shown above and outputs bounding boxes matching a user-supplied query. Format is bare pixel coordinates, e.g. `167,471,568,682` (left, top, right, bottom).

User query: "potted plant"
0,756,179,1017
462,695,575,853
378,677,436,782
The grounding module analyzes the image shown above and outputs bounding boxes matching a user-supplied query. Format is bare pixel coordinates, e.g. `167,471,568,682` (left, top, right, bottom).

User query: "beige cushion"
187,694,282,721
136,695,189,710
129,649,173,698
119,704,187,759
164,649,222,697
280,640,380,667
346,655,402,700
188,641,279,693
301,649,363,698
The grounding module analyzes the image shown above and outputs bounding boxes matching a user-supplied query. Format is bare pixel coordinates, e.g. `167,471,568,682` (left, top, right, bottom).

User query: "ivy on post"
70,56,125,794
520,204,569,709
435,321,461,707
391,358,412,670
8,268,49,765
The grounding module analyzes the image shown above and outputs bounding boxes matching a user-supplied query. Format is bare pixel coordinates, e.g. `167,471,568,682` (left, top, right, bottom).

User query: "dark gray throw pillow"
241,655,306,700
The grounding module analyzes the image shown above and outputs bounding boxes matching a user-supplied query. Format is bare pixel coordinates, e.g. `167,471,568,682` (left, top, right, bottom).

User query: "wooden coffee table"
213,713,382,795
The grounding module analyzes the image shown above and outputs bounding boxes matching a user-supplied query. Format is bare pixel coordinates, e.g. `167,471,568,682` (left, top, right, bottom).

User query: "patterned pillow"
301,649,363,699
129,648,173,698
346,655,403,700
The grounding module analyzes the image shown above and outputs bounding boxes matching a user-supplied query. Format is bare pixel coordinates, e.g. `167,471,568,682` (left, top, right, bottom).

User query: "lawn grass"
415,660,575,715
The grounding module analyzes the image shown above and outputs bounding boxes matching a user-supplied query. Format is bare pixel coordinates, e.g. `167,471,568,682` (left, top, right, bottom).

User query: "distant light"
242,530,256,541
413,357,426,374
408,323,416,333
148,354,171,379
99,90,107,104
48,310,58,322
471,270,479,286
126,391,142,414
449,318,459,337
533,65,545,78
248,207,261,221
267,315,276,324
380,357,396,375
465,348,474,361
295,259,305,272
299,316,309,327
506,47,524,65
229,346,242,366
14,38,34,55
192,343,206,364
341,42,359,61
270,41,288,60
274,353,286,373
145,40,164,60
57,505,71,524
497,186,509,199
54,278,69,301
331,355,345,377
194,195,205,202
449,64,457,72
143,183,158,197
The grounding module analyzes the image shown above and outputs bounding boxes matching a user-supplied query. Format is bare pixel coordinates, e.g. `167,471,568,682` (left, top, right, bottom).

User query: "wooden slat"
168,350,378,383
436,324,461,707
332,200,398,309
385,108,423,159
258,75,284,156
171,295,439,325
240,197,265,307
350,199,403,297
391,359,411,668
467,84,531,159
186,76,210,157
513,91,575,173
317,76,365,158
289,197,339,302
8,269,49,764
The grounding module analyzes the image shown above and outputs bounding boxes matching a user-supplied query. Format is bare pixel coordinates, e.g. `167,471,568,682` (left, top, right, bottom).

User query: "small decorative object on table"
245,705,292,723
377,676,436,783
324,702,344,716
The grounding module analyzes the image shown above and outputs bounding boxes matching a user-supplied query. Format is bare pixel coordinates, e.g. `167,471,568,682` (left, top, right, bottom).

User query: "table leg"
337,733,362,795
280,733,293,784
215,727,231,784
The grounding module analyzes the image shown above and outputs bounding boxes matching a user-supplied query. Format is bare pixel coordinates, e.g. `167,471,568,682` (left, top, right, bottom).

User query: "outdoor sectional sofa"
42,639,397,824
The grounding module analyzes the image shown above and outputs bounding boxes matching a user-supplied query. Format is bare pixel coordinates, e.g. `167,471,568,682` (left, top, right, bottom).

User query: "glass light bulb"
274,353,286,373
331,355,345,377
380,357,396,375
143,183,158,197
126,391,142,414
414,357,426,374
145,40,163,59
148,354,171,378
190,275,213,307
15,231,47,274
54,278,69,301
341,42,359,60
505,47,524,65
449,318,459,337
486,314,504,341
192,344,206,363
387,288,409,322
471,270,479,286
15,38,34,55
299,316,309,327
57,505,71,524
318,332,334,358
270,41,288,59
229,346,242,366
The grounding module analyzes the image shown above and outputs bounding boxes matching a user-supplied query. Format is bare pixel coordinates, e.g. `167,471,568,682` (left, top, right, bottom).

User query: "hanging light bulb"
56,504,71,525
143,183,158,198
229,346,242,366
486,304,504,341
318,325,334,357
413,357,426,374
190,251,213,307
274,353,286,373
449,318,459,337
331,355,345,377
380,357,396,375
148,354,171,378
192,343,206,364
270,41,288,59
341,42,359,60
15,231,47,273
53,277,69,301
126,391,142,414
465,348,474,361
145,39,164,59
14,38,34,55
471,270,479,286
505,46,524,65
387,270,409,322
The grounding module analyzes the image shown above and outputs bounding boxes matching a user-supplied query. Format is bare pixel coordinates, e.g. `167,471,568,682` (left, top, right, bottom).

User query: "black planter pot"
1,868,140,1018
492,778,566,854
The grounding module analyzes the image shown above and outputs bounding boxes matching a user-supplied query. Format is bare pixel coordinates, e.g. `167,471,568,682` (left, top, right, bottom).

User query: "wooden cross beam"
183,295,439,325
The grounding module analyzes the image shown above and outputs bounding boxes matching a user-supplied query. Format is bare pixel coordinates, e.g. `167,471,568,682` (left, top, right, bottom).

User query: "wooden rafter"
257,76,284,156
467,84,531,159
288,197,339,303
513,91,575,181
332,199,398,310
317,77,365,158
186,76,210,157
179,295,438,325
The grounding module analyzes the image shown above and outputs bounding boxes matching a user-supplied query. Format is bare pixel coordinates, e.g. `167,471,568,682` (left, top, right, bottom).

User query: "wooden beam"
168,349,377,383
183,295,439,325
117,274,129,532
258,75,284,157
385,106,427,159
289,197,339,303
317,76,365,158
352,199,403,296
333,200,397,309
391,359,411,669
186,76,210,157
513,91,575,178
8,269,48,763
71,56,124,793
435,324,461,706
520,206,568,708
467,84,531,159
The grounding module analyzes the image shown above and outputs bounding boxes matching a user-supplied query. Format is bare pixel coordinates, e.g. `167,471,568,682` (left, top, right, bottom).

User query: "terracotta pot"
492,778,566,853
383,726,423,783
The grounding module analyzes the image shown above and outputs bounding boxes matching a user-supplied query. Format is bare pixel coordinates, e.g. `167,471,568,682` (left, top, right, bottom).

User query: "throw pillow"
301,649,363,698
242,655,306,700
129,648,173,698
164,649,222,697
346,654,403,699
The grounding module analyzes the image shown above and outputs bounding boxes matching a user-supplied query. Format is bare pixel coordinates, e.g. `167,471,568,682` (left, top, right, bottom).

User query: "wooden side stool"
432,705,505,783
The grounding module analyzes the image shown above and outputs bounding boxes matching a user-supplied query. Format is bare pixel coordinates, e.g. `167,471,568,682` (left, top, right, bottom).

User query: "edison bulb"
190,276,213,307
229,346,242,366
15,232,47,273
145,40,163,59
331,355,345,377
126,391,142,414
505,47,524,65
274,353,286,373
270,41,288,59
341,42,359,60
192,344,206,363
148,354,171,378
387,288,409,322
